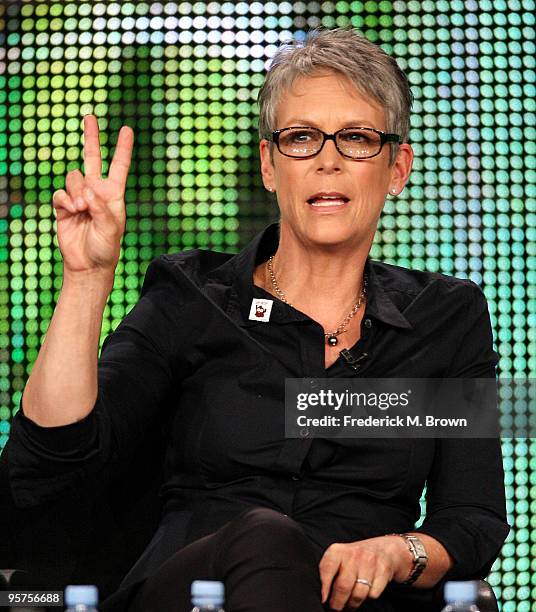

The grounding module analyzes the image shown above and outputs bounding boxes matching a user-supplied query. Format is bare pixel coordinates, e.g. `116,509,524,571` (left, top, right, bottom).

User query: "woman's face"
260,71,413,249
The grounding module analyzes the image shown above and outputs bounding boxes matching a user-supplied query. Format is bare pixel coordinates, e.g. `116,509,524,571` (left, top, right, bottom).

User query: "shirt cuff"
14,396,98,456
414,514,510,580
7,398,107,509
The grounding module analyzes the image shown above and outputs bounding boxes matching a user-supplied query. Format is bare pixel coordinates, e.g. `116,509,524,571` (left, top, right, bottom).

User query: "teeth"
309,198,347,207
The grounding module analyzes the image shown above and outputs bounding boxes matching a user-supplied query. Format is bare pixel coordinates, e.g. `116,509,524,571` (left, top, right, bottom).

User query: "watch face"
412,538,428,560
400,534,428,585
405,535,428,562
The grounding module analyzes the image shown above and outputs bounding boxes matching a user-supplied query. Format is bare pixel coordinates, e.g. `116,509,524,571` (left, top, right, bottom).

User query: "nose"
314,137,342,173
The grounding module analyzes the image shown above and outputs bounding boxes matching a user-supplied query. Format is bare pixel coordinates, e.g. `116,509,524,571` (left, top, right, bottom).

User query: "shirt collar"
206,221,413,330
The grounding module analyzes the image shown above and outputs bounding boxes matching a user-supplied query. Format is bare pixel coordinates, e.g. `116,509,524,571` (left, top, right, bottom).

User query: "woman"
8,28,508,611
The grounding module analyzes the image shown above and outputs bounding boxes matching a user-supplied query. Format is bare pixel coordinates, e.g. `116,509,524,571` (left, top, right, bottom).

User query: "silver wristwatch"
391,533,428,585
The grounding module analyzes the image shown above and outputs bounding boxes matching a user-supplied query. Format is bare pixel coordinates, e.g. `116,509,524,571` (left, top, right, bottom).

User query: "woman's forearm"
21,269,114,427
391,532,454,588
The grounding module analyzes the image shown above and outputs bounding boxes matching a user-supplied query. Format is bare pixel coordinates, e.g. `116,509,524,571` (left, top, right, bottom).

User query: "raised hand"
52,115,134,277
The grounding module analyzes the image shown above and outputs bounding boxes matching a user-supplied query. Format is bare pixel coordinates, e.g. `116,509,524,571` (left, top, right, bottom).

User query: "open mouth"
306,195,350,207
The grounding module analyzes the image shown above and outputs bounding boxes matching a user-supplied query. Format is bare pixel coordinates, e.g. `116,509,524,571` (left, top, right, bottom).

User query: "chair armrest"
0,570,47,612
0,568,30,588
476,579,499,612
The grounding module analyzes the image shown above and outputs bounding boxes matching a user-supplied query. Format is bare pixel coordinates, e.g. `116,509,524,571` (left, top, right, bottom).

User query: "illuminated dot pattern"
0,3,534,608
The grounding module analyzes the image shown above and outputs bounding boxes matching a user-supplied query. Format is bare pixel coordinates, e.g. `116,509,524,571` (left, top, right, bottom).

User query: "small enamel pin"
248,298,273,322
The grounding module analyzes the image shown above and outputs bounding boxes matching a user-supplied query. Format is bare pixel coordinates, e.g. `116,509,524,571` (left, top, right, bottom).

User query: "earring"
391,188,397,194
267,187,274,192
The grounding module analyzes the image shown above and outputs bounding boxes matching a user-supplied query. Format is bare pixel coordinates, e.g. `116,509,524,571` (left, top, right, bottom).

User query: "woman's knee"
223,507,317,566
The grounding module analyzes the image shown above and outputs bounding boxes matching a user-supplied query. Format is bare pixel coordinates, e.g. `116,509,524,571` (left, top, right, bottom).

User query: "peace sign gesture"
52,115,134,277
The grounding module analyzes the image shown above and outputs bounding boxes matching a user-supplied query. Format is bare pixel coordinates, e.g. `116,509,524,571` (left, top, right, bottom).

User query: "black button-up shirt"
8,221,509,593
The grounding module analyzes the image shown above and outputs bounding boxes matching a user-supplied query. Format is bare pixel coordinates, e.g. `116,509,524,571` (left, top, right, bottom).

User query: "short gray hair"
257,28,413,166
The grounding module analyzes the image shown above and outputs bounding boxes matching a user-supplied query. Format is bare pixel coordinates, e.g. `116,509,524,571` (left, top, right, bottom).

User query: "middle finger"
329,567,367,611
346,575,375,609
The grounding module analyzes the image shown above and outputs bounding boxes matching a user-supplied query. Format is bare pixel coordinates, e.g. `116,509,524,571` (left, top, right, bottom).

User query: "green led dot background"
0,1,534,608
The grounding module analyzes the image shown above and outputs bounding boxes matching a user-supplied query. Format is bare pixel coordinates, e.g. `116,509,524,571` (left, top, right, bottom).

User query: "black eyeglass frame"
266,126,402,160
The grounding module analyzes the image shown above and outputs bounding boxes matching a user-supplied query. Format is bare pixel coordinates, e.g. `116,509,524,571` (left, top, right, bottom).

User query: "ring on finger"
355,578,372,588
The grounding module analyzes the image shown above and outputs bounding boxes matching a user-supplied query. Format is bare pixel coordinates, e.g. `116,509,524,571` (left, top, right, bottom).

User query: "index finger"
319,550,342,603
83,114,102,178
108,125,134,188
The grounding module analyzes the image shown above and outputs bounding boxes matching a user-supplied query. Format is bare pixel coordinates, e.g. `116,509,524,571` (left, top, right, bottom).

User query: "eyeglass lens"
278,128,382,158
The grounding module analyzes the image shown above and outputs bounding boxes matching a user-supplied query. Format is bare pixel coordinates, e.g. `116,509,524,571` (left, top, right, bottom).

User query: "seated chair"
0,427,500,612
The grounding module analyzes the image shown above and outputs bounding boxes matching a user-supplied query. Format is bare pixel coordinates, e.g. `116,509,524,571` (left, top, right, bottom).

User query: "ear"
389,143,414,195
259,139,275,191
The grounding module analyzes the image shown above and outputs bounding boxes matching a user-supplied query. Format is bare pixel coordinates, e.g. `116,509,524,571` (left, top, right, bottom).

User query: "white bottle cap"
65,584,99,606
444,580,478,604
191,580,225,606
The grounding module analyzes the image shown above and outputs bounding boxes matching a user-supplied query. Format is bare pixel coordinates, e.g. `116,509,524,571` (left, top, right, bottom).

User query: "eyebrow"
282,118,379,129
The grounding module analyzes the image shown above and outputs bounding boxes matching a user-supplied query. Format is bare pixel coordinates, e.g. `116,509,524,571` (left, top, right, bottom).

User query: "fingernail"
83,188,95,201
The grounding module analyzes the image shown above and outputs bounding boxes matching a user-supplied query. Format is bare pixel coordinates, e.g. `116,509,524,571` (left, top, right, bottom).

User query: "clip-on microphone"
339,348,369,373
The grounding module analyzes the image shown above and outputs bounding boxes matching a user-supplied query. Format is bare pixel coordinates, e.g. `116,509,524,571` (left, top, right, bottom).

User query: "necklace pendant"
327,335,338,346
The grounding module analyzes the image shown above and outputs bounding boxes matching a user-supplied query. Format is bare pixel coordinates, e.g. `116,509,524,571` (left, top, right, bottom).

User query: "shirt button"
292,475,301,481
364,318,372,328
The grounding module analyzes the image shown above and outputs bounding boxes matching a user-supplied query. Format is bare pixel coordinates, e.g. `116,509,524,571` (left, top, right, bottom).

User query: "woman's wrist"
385,535,415,583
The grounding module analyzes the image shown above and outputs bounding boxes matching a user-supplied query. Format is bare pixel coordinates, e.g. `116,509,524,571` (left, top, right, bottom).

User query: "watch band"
389,533,428,585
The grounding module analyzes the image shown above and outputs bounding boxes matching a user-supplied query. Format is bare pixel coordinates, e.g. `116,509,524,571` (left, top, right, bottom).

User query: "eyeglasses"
266,126,401,160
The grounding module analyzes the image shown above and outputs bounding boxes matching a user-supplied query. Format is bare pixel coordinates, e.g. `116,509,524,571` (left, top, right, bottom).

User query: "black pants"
122,507,396,612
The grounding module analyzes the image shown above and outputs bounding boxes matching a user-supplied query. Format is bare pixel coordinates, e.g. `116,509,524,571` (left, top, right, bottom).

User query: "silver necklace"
266,255,368,346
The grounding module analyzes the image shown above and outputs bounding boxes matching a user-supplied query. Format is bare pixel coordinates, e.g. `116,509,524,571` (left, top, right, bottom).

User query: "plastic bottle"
190,580,225,612
441,581,481,611
64,585,99,611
